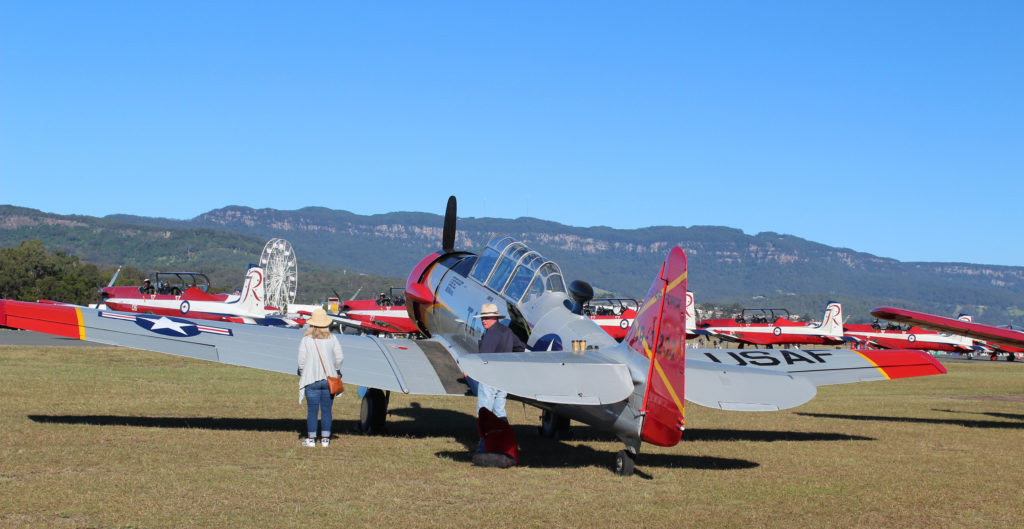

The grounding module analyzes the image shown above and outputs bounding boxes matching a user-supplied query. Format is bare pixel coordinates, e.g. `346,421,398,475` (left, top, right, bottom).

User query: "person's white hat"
307,308,332,328
473,303,502,319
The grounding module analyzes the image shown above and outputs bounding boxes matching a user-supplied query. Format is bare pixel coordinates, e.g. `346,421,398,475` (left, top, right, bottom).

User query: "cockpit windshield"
468,235,567,304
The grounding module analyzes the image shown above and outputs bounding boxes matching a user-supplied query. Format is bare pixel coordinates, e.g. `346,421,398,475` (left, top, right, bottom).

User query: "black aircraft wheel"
614,450,636,476
538,410,571,440
359,388,388,434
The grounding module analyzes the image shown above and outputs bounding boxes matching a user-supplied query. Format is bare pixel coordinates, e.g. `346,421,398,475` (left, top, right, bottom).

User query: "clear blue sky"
2,2,1022,265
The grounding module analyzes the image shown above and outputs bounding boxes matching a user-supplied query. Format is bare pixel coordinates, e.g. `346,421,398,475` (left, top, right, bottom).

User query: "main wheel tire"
538,410,571,440
359,388,388,434
615,450,636,476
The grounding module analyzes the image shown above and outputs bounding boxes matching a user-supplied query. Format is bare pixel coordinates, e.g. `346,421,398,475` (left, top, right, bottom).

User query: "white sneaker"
320,437,330,447
302,437,316,447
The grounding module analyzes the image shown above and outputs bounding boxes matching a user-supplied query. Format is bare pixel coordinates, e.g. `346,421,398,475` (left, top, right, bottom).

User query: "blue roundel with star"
134,315,202,337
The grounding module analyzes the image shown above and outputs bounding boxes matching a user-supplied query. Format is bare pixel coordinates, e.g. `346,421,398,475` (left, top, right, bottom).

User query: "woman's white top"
297,335,343,401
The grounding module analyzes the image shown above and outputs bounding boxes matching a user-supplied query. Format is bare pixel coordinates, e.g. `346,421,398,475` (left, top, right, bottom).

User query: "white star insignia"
149,316,194,335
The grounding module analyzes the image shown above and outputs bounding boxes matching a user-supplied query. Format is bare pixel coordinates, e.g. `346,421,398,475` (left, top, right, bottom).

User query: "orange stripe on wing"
851,349,892,380
75,308,86,340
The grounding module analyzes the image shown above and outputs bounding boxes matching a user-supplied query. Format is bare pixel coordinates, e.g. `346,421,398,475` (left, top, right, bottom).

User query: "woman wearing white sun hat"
297,308,343,447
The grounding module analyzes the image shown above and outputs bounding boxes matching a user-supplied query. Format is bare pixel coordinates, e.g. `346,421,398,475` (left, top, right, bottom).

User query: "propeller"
442,195,457,253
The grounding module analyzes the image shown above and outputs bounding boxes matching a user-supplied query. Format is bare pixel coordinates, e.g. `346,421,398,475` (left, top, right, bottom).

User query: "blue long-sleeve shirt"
478,322,526,354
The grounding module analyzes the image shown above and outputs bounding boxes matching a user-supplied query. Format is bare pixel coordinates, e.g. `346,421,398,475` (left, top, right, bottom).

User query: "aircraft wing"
685,359,818,411
456,351,634,406
686,347,946,387
872,306,1024,350
0,299,468,396
700,331,749,344
728,332,774,346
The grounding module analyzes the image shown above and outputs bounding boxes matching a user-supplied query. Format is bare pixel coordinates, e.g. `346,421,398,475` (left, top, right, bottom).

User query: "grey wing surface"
456,351,634,405
9,303,466,396
686,347,945,387
685,359,817,411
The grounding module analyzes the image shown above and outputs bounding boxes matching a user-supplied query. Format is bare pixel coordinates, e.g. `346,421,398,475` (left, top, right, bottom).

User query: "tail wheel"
359,388,388,434
615,450,636,476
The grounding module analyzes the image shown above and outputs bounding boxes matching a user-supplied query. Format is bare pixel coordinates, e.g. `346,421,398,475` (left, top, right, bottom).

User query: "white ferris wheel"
258,238,297,311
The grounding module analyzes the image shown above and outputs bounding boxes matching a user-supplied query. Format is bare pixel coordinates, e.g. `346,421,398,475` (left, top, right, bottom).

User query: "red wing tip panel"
0,299,84,340
854,349,948,378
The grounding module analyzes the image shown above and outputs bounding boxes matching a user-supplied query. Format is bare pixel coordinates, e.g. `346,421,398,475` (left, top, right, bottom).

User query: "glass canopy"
468,236,567,304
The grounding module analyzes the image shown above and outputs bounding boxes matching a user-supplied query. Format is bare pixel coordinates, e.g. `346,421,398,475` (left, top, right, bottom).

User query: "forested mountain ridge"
3,204,1022,324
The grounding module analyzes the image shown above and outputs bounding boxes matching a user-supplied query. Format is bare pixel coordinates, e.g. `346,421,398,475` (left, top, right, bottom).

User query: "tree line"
0,239,404,307
0,240,105,305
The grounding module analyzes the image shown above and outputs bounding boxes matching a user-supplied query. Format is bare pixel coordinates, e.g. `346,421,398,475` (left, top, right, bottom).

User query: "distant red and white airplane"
584,297,639,341
698,302,845,347
100,267,302,326
871,307,1021,361
333,288,421,336
843,315,975,353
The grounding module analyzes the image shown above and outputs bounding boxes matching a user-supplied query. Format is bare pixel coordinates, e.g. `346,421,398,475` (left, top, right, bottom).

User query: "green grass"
2,346,1022,528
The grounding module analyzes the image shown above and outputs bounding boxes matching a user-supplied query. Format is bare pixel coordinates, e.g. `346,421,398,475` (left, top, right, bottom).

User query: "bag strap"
312,339,331,379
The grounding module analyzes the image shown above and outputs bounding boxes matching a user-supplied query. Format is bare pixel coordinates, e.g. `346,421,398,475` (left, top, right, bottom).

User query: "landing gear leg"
538,410,571,440
359,388,389,434
615,450,636,476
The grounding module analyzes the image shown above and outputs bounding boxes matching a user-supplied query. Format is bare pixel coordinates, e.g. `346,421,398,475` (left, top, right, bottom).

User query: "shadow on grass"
28,414,312,436
796,411,1024,429
437,443,760,474
932,409,1024,422
681,429,874,442
29,404,876,448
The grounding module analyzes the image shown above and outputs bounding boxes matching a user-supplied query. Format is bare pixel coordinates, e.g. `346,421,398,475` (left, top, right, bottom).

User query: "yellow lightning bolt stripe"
636,270,688,316
75,308,86,340
643,337,686,416
851,349,891,380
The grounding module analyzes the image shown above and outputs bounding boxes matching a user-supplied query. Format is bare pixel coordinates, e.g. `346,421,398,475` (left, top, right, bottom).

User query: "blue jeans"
476,381,507,452
304,379,334,438
476,381,507,419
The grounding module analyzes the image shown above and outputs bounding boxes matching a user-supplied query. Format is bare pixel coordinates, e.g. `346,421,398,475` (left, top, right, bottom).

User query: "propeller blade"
442,195,457,253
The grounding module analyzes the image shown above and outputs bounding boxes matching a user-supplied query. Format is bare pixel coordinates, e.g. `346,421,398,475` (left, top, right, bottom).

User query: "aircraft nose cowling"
406,282,435,305
405,252,443,303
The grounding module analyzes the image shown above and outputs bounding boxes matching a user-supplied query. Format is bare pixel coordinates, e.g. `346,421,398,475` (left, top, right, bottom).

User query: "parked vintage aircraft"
871,307,1021,361
0,197,947,475
843,315,975,353
333,287,421,336
583,297,639,341
697,302,845,347
100,267,302,327
584,292,700,342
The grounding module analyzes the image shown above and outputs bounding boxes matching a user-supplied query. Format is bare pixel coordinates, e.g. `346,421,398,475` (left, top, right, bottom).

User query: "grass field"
2,345,1022,529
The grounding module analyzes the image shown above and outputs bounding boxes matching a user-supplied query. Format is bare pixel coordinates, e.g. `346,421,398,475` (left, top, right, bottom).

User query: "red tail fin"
624,247,687,447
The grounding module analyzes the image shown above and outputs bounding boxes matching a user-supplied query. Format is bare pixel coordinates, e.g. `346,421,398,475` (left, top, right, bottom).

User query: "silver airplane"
0,196,947,475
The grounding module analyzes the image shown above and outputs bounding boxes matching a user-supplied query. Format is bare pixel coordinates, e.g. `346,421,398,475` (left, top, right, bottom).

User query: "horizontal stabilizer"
458,351,634,405
687,347,946,387
686,359,817,411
